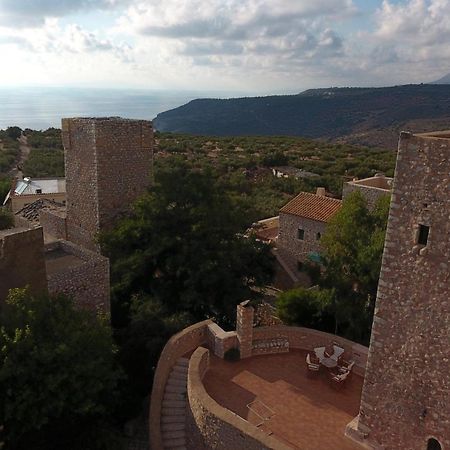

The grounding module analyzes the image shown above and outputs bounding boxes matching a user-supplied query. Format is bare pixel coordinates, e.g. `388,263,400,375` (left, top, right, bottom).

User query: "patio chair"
314,346,325,362
338,360,355,379
306,353,320,377
329,370,350,389
331,345,345,361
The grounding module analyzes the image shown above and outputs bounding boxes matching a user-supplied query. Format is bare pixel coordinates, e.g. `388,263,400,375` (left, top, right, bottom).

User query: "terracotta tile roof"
15,199,66,225
280,192,342,222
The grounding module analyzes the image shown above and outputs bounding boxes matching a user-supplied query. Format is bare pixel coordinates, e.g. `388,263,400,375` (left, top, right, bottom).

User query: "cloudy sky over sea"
0,0,448,93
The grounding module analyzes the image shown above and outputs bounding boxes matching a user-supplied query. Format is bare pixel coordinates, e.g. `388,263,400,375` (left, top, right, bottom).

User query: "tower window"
298,228,305,240
427,438,442,450
316,232,321,241
417,224,430,246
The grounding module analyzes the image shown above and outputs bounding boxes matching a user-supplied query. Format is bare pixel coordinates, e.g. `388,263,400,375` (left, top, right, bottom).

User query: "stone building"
62,117,153,253
0,117,154,313
3,177,66,213
347,131,450,449
277,188,342,274
342,173,393,209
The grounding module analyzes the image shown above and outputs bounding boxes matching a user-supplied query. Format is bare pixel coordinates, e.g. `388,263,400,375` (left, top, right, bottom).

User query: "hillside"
154,84,450,148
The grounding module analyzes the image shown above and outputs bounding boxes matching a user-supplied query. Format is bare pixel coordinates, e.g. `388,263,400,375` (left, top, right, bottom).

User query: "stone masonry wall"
354,132,450,450
277,212,327,266
62,118,99,252
0,227,48,303
45,240,110,312
62,117,153,253
342,182,391,210
149,320,212,450
39,209,67,240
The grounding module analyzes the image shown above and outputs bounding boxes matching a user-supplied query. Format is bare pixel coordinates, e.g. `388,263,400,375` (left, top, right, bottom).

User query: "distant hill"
154,84,450,148
432,73,450,84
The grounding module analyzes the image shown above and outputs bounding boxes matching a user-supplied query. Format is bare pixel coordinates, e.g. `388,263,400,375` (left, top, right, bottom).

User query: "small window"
417,224,430,246
298,228,305,240
316,232,321,241
36,189,42,194
297,261,303,271
427,438,442,450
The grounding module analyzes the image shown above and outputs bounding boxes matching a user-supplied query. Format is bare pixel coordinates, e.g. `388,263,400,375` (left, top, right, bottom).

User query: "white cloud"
0,0,127,27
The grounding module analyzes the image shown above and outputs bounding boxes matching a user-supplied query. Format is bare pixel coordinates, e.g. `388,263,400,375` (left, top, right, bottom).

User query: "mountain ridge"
154,84,450,148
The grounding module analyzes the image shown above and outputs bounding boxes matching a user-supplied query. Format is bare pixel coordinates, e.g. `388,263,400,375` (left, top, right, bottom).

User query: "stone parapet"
186,347,291,450
149,320,212,450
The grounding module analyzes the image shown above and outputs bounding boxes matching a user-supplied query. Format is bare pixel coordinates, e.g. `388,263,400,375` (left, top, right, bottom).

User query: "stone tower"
349,131,450,449
62,117,153,252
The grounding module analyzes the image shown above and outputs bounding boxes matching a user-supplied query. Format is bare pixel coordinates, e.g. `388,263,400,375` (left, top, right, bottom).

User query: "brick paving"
203,350,363,450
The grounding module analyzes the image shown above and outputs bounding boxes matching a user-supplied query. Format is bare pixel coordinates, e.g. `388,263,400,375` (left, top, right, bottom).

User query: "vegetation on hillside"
154,84,450,148
22,128,64,178
155,132,395,218
0,128,20,174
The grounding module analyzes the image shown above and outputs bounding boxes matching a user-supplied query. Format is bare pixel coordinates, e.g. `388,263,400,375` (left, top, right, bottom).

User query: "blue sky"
0,0,448,94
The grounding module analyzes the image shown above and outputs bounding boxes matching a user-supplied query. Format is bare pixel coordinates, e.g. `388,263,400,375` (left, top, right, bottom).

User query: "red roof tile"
280,192,342,222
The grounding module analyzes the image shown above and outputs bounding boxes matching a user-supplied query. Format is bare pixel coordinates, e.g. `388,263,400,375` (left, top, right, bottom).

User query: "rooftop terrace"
203,350,363,450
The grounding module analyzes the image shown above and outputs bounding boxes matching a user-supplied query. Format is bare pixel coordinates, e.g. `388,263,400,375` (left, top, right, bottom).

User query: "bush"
224,347,240,361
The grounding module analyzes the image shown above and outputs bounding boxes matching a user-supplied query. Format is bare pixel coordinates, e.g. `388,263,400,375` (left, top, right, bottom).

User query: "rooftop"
45,247,85,276
15,199,66,226
280,192,342,222
346,174,393,191
13,177,66,196
204,350,363,449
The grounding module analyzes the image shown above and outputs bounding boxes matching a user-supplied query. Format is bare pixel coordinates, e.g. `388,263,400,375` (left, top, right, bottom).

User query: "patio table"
321,357,337,368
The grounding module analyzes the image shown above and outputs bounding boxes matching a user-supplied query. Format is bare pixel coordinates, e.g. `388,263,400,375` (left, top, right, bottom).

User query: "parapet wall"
149,320,212,450
252,325,368,376
0,227,48,303
45,239,109,312
342,181,391,210
186,347,291,450
39,209,67,240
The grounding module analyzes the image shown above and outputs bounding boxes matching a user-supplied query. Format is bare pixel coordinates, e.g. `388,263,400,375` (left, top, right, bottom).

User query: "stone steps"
161,357,189,450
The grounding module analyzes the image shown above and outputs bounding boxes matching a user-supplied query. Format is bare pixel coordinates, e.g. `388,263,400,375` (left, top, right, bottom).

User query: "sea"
0,87,237,130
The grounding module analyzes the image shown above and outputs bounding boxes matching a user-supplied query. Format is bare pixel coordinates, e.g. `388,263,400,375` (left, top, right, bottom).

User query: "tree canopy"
101,162,274,328
0,288,122,450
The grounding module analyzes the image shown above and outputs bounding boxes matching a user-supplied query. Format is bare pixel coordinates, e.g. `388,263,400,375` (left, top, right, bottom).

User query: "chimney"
316,187,326,196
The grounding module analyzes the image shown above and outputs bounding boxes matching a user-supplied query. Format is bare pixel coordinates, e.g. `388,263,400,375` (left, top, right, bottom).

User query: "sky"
0,0,449,94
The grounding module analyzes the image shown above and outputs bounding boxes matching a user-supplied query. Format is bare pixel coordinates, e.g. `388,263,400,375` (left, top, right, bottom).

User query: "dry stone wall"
0,227,48,303
39,209,67,240
45,240,109,312
342,182,390,210
354,132,450,450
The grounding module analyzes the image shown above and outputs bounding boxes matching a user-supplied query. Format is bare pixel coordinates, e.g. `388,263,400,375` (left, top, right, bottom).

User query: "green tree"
0,288,122,450
5,127,21,140
318,191,390,342
101,162,274,328
276,287,334,331
0,208,13,230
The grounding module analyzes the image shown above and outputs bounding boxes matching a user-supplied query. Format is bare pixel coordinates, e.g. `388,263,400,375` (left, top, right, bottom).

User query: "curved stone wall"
149,320,212,450
252,325,368,376
186,347,291,450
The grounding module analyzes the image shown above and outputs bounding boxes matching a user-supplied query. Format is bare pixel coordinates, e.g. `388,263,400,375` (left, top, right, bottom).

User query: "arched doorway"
427,438,442,450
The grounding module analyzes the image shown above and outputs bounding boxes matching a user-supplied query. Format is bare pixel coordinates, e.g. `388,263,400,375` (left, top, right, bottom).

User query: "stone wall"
277,212,326,265
39,209,67,240
149,320,212,450
45,239,109,312
62,117,153,253
186,347,291,450
353,132,450,450
252,325,368,376
342,181,391,210
206,323,238,358
0,227,48,303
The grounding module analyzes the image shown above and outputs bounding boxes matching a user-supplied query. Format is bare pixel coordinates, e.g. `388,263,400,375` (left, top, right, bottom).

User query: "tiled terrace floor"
203,349,363,450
